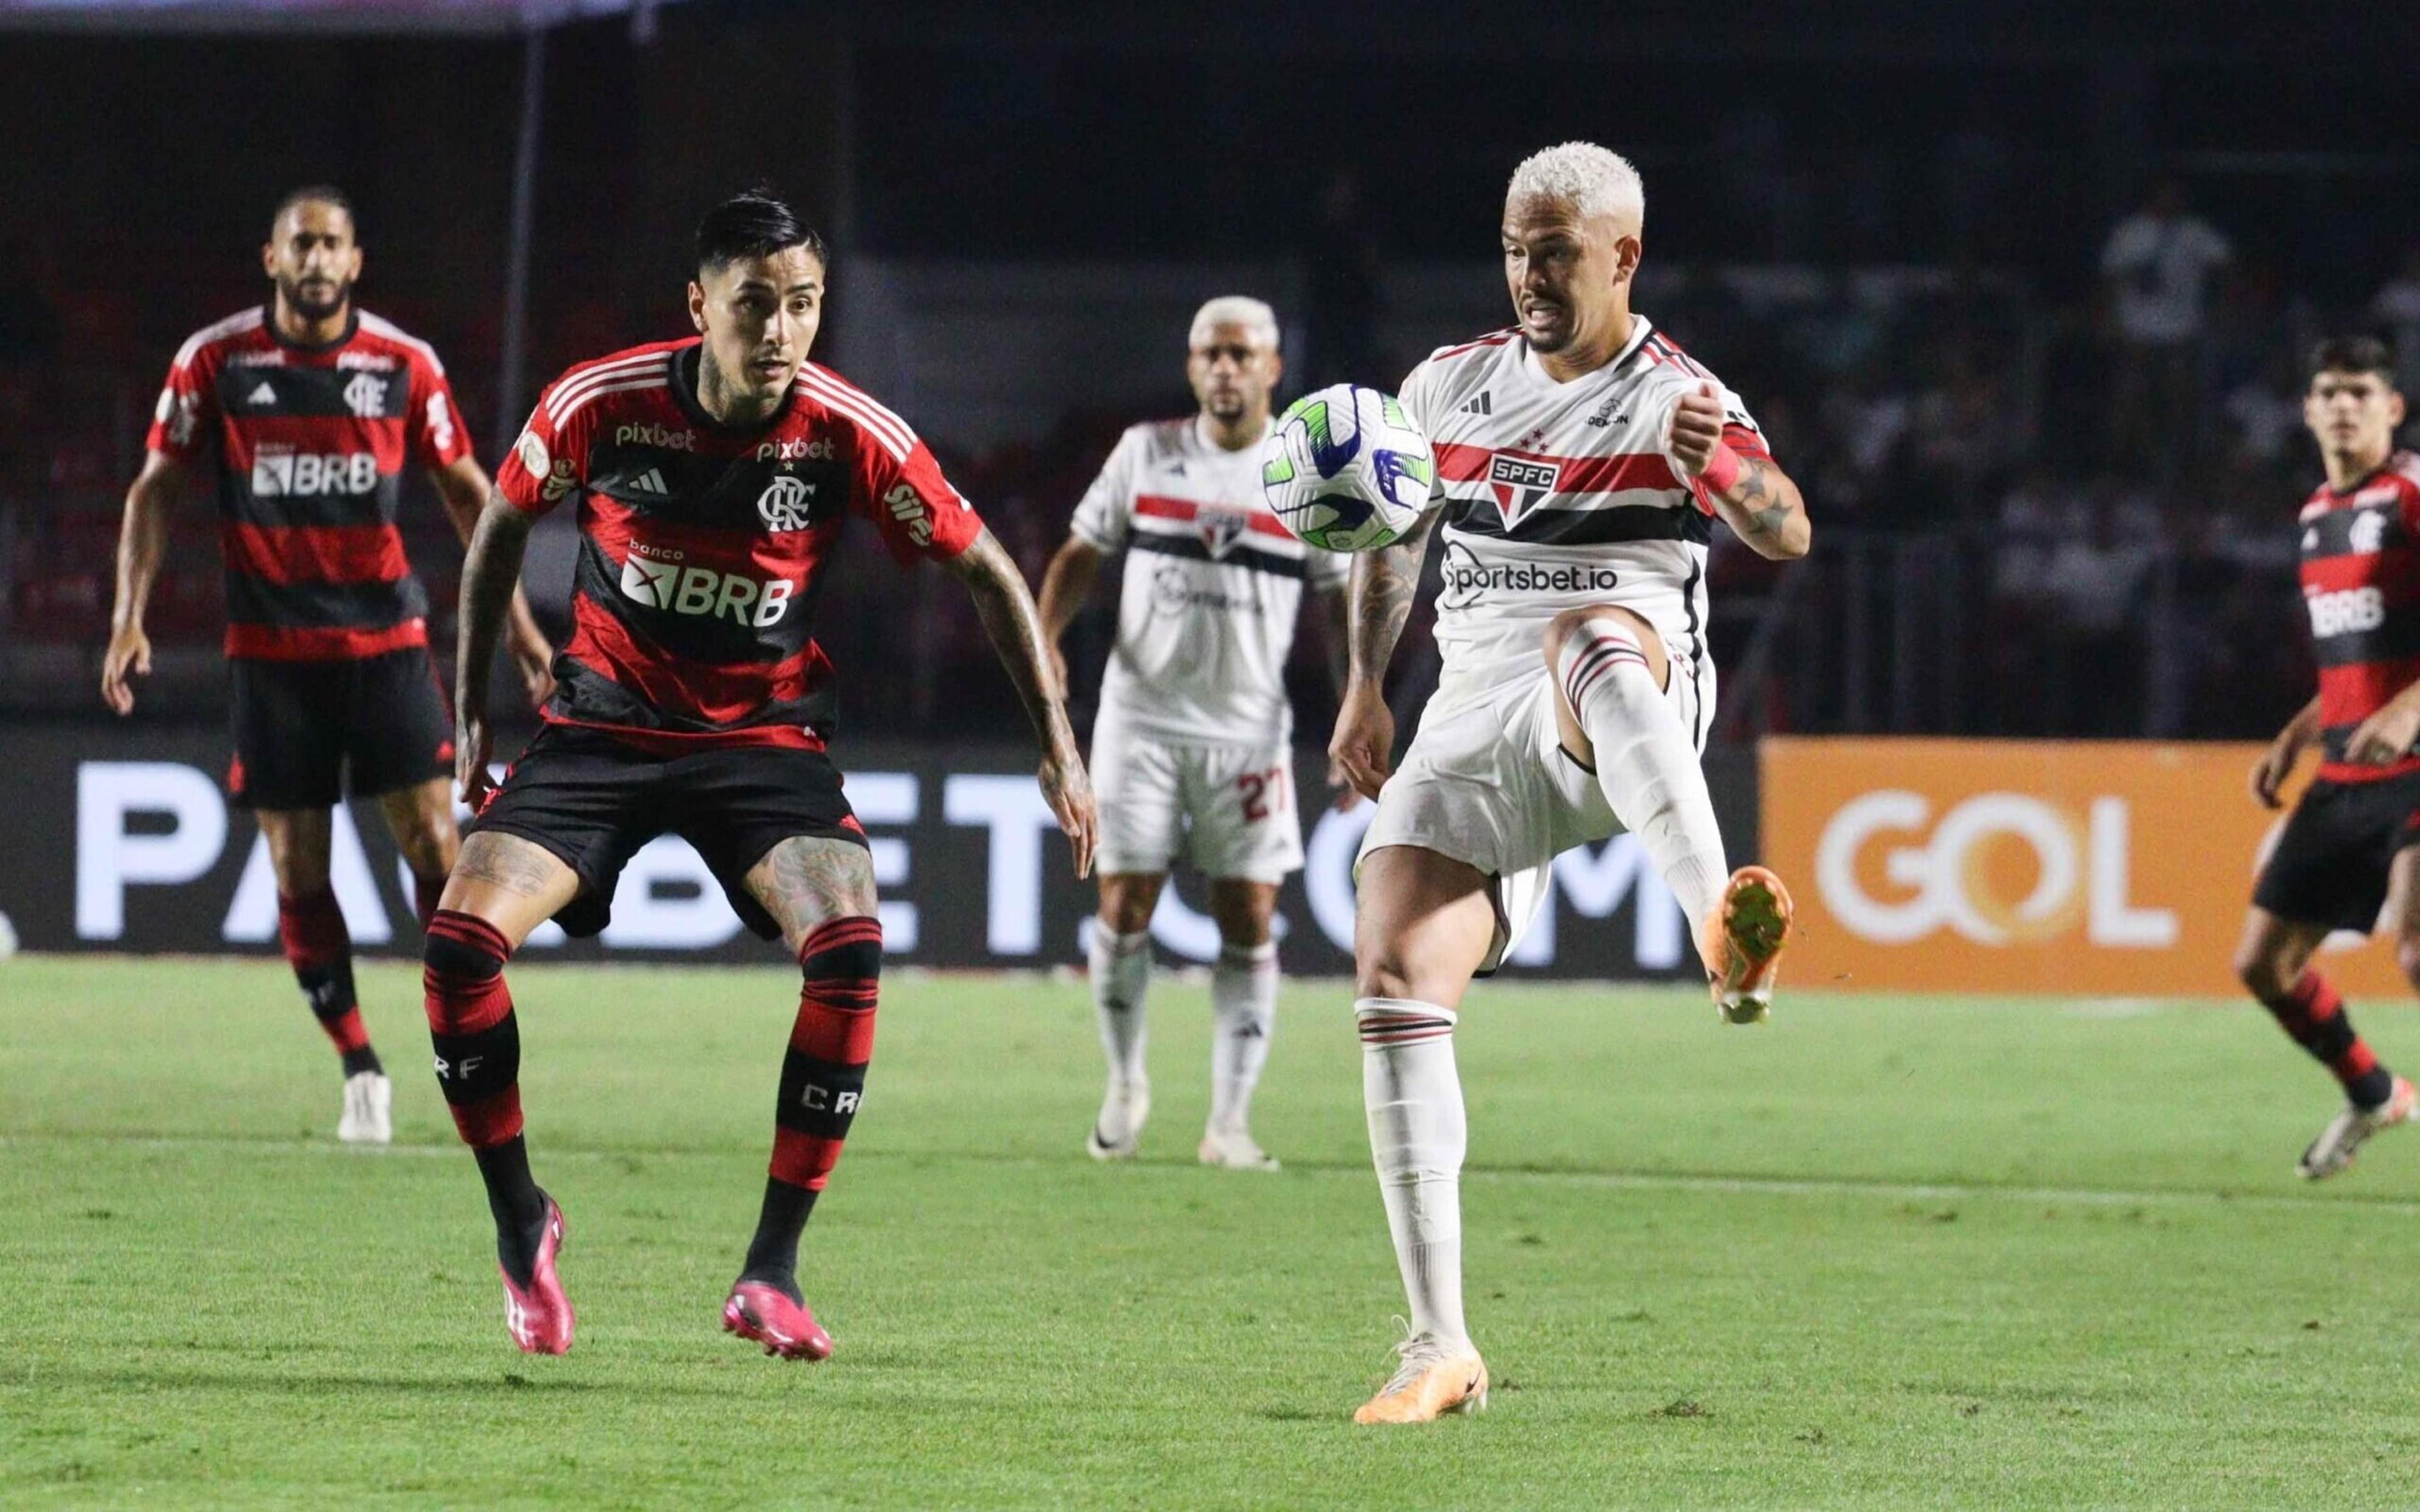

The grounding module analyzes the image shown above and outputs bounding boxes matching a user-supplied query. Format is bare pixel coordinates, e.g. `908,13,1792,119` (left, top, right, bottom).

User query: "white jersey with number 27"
1071,415,1347,747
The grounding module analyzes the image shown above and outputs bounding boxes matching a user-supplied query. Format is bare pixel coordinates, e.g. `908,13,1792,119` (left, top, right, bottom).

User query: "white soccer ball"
1257,384,1436,554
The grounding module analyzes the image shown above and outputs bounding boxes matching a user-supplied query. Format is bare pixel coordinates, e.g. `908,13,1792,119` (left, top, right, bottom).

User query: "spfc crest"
1196,507,1250,558
1487,454,1561,529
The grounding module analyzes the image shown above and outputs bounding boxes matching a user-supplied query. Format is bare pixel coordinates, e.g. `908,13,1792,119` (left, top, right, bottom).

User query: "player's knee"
2233,944,2292,1001
800,915,883,1000
423,910,512,1032
1098,878,1160,936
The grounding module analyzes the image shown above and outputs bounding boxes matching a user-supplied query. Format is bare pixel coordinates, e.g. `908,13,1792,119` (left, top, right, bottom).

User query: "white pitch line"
6,1132,2414,1216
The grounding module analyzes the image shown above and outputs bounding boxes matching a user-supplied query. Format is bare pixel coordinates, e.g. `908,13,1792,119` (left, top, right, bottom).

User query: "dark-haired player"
2241,335,2420,1178
103,185,553,1145
427,191,1097,1358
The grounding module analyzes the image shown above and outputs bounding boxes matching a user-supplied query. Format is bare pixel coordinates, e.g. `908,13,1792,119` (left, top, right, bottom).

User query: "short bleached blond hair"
1189,295,1279,350
1506,142,1645,227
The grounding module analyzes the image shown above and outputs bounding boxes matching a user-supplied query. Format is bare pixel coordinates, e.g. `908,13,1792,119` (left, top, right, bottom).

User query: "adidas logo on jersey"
1460,392,1494,416
247,381,278,406
627,468,670,496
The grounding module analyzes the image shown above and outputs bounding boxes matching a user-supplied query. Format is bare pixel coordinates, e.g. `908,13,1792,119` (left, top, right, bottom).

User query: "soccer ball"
1257,384,1436,553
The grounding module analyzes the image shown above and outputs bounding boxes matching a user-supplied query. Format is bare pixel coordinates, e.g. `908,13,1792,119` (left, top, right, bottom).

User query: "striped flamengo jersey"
494,339,982,753
2297,451,2420,783
1397,316,1772,730
1069,415,1347,745
145,306,471,660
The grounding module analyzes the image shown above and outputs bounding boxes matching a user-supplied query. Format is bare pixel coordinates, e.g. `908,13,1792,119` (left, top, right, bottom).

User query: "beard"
277,272,353,321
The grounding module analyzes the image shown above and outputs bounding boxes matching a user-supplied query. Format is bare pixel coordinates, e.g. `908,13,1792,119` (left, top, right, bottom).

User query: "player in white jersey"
1038,297,1351,1171
1328,144,1813,1423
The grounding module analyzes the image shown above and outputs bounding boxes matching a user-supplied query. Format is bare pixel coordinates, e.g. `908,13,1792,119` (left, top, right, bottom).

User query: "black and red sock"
424,908,547,1283
743,916,882,1297
2260,970,2395,1108
278,890,380,1078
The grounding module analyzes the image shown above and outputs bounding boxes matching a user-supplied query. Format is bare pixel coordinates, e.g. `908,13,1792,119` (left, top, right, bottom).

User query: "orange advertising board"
1759,737,2408,997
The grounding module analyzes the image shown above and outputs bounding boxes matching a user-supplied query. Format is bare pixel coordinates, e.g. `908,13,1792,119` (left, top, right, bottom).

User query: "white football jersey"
1071,415,1348,745
1400,314,1764,736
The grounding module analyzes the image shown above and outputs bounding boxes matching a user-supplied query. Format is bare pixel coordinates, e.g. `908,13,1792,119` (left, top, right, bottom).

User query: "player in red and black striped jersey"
422,191,1097,1358
101,186,555,1146
2241,335,2420,1179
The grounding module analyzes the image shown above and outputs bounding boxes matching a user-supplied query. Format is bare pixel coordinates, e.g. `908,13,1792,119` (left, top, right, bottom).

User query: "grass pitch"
6,958,2420,1508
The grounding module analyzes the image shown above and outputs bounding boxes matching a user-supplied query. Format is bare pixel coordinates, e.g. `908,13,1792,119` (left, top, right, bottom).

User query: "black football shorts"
227,645,453,810
2252,770,2420,934
468,724,866,939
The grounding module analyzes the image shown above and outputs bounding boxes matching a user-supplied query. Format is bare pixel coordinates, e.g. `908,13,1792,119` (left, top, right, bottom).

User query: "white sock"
1356,996,1468,1344
1555,619,1729,942
1209,941,1278,1132
1090,926,1152,1085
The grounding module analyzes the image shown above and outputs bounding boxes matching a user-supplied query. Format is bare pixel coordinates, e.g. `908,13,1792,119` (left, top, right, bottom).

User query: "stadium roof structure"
0,0,684,32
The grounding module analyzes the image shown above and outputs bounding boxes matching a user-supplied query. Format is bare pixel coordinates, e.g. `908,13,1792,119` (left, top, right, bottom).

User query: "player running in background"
101,185,553,1145
430,190,1095,1358
1036,297,1350,1171
1327,143,1811,1423
2241,335,2420,1178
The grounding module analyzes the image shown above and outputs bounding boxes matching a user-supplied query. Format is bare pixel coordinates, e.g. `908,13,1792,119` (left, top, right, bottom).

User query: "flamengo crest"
1488,454,1560,529
758,474,816,532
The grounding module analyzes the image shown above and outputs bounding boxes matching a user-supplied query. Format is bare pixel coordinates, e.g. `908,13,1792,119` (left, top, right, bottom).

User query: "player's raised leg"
1201,877,1281,1170
424,831,582,1353
2236,903,2413,1179
1350,844,1494,1424
258,807,394,1143
723,834,884,1361
1087,871,1163,1160
1543,605,1791,1021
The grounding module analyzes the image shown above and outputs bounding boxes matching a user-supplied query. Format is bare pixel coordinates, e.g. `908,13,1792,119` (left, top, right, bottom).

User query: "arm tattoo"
456,492,535,718
950,529,1066,749
1348,514,1434,681
746,835,878,937
1730,457,1794,539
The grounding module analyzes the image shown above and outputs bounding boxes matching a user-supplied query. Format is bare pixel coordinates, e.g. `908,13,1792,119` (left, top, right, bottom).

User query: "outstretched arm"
452,491,537,808
432,455,555,708
1668,382,1812,561
946,527,1098,878
1328,512,1436,801
100,450,190,715
1033,535,1106,702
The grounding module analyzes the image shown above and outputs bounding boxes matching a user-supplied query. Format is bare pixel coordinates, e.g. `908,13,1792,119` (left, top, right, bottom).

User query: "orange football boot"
1702,865,1794,1024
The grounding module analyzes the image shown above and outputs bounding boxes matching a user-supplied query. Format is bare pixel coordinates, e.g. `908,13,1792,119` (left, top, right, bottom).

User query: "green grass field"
7,958,2420,1508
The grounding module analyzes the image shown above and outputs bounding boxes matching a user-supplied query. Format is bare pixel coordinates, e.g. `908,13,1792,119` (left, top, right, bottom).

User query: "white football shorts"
1090,711,1306,884
1357,661,1706,973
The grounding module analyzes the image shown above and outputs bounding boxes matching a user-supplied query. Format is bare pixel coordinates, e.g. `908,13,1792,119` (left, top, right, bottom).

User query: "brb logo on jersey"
2308,585,2386,638
757,475,817,532
620,542,795,627
252,445,378,497
1489,455,1561,528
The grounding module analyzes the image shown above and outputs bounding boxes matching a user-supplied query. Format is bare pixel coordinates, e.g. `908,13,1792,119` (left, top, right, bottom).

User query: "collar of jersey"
262,304,360,356
1515,312,1655,392
668,341,798,436
1192,412,1272,456
2325,452,2404,503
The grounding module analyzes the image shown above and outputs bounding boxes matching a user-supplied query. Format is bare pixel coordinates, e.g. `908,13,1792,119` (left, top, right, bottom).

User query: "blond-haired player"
1328,143,1812,1423
1038,297,1350,1170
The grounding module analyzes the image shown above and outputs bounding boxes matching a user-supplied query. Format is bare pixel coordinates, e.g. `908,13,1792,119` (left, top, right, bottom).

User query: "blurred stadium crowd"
2,5,2413,747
